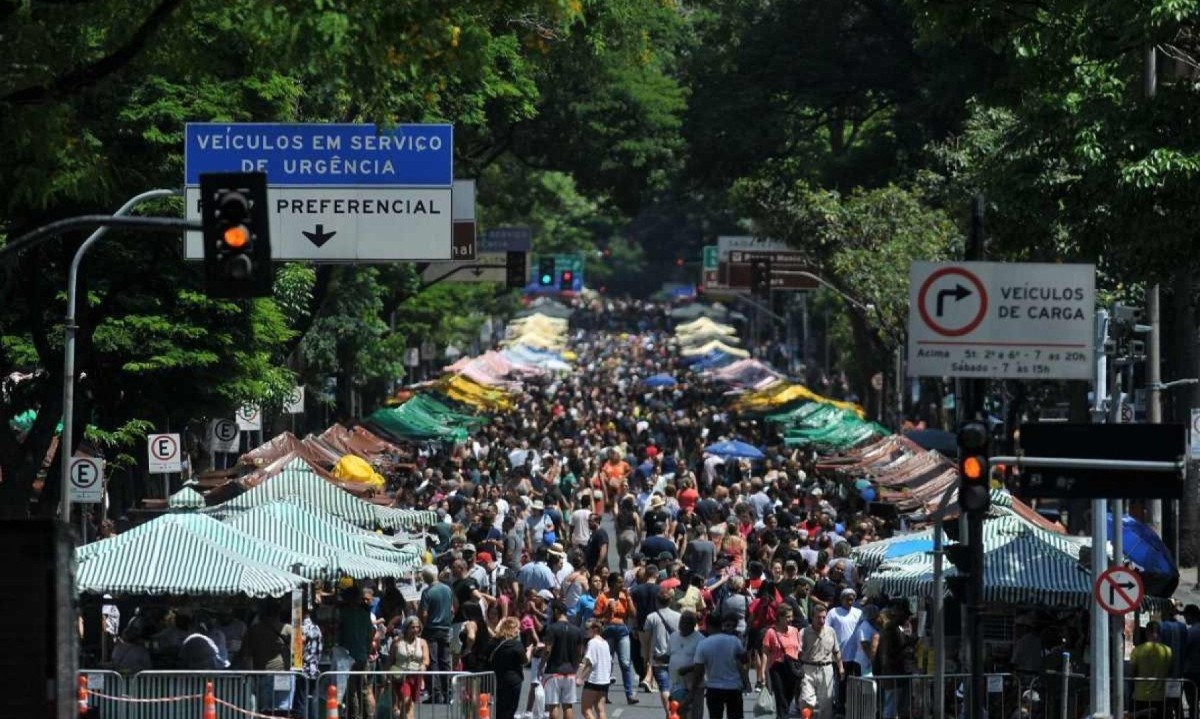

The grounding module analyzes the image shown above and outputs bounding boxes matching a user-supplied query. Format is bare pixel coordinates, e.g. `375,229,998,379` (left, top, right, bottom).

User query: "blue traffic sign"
185,123,453,187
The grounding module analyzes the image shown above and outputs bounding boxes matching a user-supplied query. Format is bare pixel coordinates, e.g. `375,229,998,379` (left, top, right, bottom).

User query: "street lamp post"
59,189,181,526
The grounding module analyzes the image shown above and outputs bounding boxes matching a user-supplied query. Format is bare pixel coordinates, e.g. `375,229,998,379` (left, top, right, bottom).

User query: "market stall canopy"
675,316,737,336
223,498,421,576
679,340,750,358
365,394,484,443
643,374,677,388
204,457,434,531
167,485,206,510
76,520,307,597
903,429,960,457
78,513,328,577
863,515,1115,607
704,439,765,460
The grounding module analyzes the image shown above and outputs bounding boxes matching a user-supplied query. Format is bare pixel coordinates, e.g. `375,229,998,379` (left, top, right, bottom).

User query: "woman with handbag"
762,605,803,719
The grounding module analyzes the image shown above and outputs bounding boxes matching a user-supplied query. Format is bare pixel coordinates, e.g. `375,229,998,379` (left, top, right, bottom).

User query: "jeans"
424,628,451,702
706,687,744,719
603,624,635,698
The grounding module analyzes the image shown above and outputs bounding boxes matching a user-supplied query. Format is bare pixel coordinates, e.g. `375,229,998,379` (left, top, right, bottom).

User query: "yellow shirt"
1130,641,1173,701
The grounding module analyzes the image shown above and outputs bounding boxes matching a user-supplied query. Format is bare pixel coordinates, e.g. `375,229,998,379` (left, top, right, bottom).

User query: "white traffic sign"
209,419,240,453
285,386,306,414
147,433,183,474
1094,566,1144,616
1190,409,1200,459
183,123,454,262
236,404,262,431
716,235,790,260
68,456,104,504
421,251,509,284
907,262,1095,380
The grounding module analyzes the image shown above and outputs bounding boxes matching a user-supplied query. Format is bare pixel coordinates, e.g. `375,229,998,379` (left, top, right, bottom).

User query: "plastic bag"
753,685,776,717
532,682,546,719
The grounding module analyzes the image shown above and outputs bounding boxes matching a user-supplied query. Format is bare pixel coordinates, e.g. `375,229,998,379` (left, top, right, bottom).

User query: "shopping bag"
754,685,777,716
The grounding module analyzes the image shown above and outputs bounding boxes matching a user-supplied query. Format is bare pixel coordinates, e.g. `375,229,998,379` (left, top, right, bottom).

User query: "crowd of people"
373,300,918,719
100,299,923,719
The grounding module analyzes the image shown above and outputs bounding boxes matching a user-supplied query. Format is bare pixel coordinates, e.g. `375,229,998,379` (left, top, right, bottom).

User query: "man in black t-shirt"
542,600,584,719
584,513,609,572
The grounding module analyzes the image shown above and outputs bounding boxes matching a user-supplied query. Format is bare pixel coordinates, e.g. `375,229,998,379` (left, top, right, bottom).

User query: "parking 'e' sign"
69,456,104,503
907,262,1095,380
147,433,183,474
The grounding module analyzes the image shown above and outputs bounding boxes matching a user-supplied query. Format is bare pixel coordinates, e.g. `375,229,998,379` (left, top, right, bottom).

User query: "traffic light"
200,172,272,298
505,251,527,290
957,420,991,513
751,258,771,299
559,269,574,290
538,257,555,287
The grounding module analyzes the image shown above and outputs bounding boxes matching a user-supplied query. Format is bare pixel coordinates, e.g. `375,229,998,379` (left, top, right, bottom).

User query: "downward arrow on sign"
302,224,337,247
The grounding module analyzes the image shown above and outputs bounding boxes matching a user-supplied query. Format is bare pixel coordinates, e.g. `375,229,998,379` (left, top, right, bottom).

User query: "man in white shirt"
826,589,864,712
570,506,592,550
668,611,704,719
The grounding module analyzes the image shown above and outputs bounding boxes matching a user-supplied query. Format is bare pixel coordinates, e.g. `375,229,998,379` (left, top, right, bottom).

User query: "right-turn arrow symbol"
936,284,972,317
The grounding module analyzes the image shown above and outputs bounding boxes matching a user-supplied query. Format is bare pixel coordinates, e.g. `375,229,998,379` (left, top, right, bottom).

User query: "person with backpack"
643,587,682,718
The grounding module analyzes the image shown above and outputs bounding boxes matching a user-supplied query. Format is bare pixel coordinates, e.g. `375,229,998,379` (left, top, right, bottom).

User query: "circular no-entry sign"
917,266,989,337
1094,566,1144,616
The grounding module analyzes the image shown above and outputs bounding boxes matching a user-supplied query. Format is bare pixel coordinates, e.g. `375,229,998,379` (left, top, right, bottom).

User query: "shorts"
394,675,424,700
544,674,578,705
652,666,670,692
584,681,610,693
747,627,765,652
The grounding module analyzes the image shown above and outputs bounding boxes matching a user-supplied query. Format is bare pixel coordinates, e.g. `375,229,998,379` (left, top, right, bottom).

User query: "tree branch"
1,0,186,106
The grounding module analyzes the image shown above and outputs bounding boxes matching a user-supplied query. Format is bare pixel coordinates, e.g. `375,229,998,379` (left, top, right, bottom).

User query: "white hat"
531,500,545,510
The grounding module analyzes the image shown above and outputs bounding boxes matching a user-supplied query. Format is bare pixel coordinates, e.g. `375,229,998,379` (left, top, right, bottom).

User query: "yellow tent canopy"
679,340,750,358
732,382,865,417
331,455,386,490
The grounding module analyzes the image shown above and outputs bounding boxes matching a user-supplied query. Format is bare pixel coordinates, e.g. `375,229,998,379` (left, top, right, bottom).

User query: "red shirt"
678,488,699,511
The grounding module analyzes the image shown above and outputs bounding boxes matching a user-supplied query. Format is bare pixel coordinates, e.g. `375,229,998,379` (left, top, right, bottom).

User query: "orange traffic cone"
77,674,88,716
325,684,340,719
203,681,216,719
479,692,491,719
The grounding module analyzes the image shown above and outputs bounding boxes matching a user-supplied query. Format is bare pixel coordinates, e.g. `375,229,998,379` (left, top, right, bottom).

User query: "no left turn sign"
1094,566,1144,616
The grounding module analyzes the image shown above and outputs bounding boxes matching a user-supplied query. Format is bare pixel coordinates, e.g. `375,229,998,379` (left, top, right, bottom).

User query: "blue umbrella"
1107,513,1179,597
643,373,677,388
883,538,935,560
703,440,765,460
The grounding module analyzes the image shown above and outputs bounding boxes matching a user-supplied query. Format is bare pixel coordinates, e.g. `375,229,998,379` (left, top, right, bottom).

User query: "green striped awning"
205,458,435,531
223,499,421,577
78,514,329,578
863,514,1113,608
168,486,206,510
75,520,306,597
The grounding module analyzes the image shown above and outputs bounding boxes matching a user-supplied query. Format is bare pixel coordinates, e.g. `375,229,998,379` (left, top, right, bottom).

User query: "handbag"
753,685,776,717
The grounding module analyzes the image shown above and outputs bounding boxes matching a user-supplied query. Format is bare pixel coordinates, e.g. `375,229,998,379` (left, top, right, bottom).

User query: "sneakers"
627,696,640,705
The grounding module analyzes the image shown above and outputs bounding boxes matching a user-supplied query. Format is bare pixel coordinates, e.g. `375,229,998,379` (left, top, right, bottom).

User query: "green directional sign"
703,245,719,271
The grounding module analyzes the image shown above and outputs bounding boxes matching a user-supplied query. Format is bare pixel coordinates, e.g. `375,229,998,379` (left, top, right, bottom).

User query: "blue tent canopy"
704,440,765,460
643,374,677,388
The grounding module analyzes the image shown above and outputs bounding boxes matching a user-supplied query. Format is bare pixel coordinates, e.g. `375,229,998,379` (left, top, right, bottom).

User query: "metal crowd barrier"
1028,672,1199,719
844,672,1020,719
80,669,310,719
315,670,496,719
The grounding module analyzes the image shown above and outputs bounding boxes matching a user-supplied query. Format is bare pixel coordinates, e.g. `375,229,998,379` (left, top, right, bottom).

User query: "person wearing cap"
640,506,677,561
528,499,555,549
798,604,843,719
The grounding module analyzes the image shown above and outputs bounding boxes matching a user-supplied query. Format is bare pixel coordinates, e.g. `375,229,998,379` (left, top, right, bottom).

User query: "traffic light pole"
58,190,184,525
963,195,986,719
1090,309,1112,718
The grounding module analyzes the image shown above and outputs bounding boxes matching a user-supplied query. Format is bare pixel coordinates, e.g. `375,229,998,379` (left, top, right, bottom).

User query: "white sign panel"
236,404,262,431
68,456,104,504
1190,409,1200,459
285,386,306,414
907,262,1095,380
716,235,790,260
147,433,183,474
420,251,509,284
208,419,240,453
1094,566,1144,616
452,179,476,221
185,187,452,261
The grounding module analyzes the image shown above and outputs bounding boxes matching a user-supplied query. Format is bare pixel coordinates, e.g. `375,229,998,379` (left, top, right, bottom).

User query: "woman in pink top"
763,605,802,719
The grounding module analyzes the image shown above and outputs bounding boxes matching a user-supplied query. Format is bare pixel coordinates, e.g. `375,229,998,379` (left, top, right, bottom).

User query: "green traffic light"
541,274,553,284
